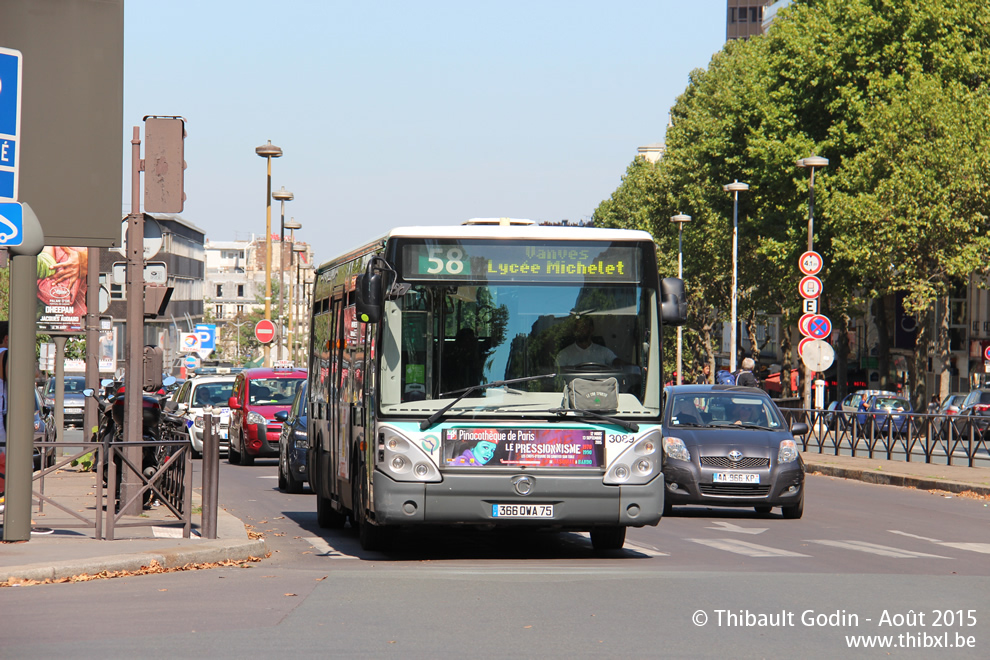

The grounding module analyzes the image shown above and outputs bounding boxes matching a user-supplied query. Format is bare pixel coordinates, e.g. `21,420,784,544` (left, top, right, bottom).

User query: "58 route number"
425,247,468,275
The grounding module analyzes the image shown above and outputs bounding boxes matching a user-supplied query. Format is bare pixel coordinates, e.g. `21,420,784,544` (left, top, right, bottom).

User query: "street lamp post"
271,186,294,362
291,243,307,363
284,218,302,362
723,180,749,374
671,213,692,385
255,140,283,367
797,156,829,407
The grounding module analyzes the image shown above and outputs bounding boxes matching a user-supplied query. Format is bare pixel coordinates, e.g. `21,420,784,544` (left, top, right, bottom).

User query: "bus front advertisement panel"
444,427,605,468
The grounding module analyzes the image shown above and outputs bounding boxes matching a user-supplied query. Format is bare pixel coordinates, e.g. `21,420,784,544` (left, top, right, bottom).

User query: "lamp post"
671,213,692,385
255,140,283,367
723,180,749,374
271,186,294,362
797,156,828,407
291,243,307,363
284,218,302,362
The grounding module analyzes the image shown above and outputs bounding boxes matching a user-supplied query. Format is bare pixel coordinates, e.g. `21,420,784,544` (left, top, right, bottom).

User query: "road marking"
889,530,941,543
574,532,668,556
705,521,768,535
687,538,809,557
305,536,357,559
258,475,278,479
937,543,990,554
809,540,949,558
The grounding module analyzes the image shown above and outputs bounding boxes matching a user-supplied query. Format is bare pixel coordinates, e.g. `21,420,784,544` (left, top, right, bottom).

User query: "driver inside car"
555,316,621,369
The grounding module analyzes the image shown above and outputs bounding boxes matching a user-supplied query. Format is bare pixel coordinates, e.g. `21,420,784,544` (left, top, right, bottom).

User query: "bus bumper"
372,470,662,528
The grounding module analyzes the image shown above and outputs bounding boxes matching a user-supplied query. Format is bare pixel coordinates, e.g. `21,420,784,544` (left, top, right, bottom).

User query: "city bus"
307,218,686,551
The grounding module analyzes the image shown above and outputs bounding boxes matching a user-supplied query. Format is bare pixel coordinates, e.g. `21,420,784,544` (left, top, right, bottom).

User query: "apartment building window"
237,284,244,297
738,7,747,22
215,304,223,318
216,284,223,297
729,7,736,23
751,7,759,23
237,304,244,315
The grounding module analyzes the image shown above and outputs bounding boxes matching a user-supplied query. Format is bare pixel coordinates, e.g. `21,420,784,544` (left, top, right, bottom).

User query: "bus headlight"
604,430,661,486
379,428,441,483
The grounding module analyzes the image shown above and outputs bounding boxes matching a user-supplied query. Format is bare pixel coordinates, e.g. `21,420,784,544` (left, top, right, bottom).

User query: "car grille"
701,456,770,468
700,483,772,497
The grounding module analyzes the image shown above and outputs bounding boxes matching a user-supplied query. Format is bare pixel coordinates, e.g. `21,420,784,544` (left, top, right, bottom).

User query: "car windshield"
667,392,784,429
976,392,990,405
249,378,303,405
192,382,234,407
873,397,909,412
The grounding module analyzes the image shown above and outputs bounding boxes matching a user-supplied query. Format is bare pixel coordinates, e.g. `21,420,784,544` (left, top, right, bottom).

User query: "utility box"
144,285,173,319
143,345,164,391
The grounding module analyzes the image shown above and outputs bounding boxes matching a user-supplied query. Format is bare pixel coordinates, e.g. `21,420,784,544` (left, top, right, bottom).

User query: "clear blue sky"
124,1,726,260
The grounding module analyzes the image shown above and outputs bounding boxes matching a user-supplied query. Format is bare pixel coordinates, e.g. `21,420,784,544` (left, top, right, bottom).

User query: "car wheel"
590,526,626,551
238,442,255,466
754,505,773,515
283,452,304,494
781,493,804,519
227,440,240,464
277,446,288,491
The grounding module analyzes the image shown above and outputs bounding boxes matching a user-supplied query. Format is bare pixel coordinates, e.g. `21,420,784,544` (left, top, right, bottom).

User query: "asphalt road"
2,458,989,658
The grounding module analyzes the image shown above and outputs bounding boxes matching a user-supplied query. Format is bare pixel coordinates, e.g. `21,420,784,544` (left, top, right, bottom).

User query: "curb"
0,538,268,583
805,462,990,498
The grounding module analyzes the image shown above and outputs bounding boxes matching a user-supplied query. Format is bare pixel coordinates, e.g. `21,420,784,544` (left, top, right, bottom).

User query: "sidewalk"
2,453,989,584
0,464,267,584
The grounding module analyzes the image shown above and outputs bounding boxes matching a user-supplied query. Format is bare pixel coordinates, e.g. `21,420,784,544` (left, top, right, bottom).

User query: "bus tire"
316,493,346,529
590,526,626,551
354,466,391,551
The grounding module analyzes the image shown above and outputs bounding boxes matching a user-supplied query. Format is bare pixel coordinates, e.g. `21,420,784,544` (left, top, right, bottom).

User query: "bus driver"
556,316,619,369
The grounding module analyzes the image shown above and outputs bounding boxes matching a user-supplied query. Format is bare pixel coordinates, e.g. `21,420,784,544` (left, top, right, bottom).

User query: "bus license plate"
713,473,759,484
492,504,553,519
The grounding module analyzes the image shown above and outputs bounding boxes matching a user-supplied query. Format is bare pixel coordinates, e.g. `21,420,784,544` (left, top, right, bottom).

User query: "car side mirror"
790,422,809,436
274,410,288,422
661,277,687,326
228,396,240,410
82,388,96,398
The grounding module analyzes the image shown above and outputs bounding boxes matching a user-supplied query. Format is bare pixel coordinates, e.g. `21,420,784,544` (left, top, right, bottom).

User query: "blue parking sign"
0,201,23,246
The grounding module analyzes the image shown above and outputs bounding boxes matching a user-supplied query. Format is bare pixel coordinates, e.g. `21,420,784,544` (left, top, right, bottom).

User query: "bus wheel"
590,526,626,551
355,467,391,551
317,493,346,529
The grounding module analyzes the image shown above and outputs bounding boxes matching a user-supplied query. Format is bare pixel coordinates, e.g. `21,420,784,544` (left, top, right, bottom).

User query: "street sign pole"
122,126,145,516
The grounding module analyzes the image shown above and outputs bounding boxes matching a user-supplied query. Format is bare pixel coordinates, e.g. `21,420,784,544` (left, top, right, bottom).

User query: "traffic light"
144,116,186,213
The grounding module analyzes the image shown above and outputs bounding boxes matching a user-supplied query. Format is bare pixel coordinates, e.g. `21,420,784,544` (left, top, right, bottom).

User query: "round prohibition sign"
799,251,823,276
807,314,832,340
985,345,990,361
798,313,817,337
799,275,823,299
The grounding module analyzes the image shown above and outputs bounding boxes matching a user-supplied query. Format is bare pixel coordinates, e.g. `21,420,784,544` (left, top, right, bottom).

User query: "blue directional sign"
0,47,23,202
0,201,24,246
195,323,216,350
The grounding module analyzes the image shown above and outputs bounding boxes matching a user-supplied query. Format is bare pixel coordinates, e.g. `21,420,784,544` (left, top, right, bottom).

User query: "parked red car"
227,366,306,466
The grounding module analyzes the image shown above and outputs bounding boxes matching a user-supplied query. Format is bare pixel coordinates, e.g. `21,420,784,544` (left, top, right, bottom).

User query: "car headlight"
247,411,266,426
778,439,798,464
194,416,205,429
662,436,691,462
604,429,662,485
378,427,441,483
293,430,309,449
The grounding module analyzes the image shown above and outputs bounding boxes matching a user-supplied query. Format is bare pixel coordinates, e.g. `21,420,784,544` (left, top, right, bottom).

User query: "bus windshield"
380,278,661,419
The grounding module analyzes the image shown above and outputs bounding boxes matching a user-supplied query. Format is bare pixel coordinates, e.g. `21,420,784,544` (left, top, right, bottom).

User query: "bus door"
340,300,370,509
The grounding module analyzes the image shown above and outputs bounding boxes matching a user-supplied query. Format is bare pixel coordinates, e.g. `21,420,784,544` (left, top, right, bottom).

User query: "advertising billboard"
36,246,88,333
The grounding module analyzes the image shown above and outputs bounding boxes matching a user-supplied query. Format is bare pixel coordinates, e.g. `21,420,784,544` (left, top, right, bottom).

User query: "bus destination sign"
401,243,640,283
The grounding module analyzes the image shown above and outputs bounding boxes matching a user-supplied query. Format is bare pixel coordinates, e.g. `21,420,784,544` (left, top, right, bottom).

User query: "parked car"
227,366,307,466
939,393,968,416
276,381,309,493
856,394,913,435
34,388,57,469
957,389,990,435
42,375,88,428
840,389,898,415
661,385,808,518
166,374,235,456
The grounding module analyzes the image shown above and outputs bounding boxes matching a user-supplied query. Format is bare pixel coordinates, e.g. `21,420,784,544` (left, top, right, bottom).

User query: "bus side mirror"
661,277,687,326
356,266,383,323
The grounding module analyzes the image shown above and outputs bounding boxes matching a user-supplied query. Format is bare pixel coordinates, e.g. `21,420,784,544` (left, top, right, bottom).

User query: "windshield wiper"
420,373,557,430
548,407,639,433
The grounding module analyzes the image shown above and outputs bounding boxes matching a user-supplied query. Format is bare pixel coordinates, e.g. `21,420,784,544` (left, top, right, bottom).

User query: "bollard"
201,407,219,539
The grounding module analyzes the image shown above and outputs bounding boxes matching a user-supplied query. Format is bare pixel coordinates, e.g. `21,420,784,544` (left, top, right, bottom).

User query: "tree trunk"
836,312,850,402
937,295,951,400
911,307,930,411
874,295,892,389
781,325,794,397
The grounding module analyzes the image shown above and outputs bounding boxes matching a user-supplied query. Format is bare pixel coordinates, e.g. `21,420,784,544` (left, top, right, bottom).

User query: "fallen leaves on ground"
926,488,990,501
247,530,265,540
1,554,272,588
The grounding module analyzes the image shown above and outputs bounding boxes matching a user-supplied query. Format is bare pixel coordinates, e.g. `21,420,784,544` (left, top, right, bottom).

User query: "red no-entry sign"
255,319,276,344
